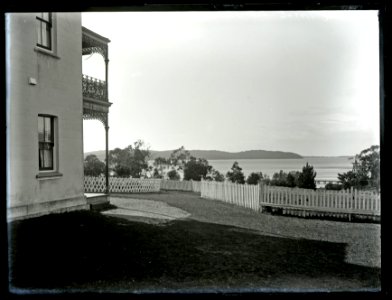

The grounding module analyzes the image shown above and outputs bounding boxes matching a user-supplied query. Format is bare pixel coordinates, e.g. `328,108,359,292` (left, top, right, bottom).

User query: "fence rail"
161,179,201,193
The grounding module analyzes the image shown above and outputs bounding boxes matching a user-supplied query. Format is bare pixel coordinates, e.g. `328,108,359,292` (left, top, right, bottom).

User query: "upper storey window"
36,13,52,50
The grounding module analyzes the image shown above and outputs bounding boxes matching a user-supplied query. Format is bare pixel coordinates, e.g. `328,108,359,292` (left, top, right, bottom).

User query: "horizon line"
84,148,355,157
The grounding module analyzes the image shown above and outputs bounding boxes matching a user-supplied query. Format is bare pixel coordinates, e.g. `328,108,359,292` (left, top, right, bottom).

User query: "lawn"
8,192,381,293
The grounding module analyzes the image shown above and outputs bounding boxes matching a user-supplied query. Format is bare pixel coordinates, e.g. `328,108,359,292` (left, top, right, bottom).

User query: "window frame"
38,115,56,171
36,12,53,51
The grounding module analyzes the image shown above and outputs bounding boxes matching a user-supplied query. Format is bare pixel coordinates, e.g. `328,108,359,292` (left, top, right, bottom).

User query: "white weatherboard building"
6,13,111,221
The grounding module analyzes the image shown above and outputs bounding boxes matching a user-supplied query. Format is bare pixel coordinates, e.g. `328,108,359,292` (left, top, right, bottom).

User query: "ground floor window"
38,115,56,170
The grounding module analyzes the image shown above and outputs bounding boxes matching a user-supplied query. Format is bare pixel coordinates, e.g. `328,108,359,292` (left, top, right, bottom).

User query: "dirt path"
109,191,381,269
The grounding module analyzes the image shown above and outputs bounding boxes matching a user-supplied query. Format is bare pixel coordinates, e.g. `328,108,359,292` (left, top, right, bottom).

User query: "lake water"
208,157,353,181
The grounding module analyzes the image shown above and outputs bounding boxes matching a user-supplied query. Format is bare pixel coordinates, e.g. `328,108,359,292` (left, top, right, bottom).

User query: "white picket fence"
262,185,380,216
84,176,201,194
200,180,380,217
84,176,161,193
160,179,201,193
201,180,260,212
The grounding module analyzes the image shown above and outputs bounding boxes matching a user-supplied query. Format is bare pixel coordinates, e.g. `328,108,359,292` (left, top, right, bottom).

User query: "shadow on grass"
8,210,380,292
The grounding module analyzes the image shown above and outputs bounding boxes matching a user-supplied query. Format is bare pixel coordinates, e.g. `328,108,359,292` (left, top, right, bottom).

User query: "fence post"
259,182,265,212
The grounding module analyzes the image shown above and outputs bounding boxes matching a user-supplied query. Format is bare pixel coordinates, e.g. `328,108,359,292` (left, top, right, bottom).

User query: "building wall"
6,13,87,221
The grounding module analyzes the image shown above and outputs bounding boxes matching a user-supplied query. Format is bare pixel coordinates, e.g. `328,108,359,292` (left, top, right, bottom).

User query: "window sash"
36,13,52,50
38,116,55,170
39,145,54,170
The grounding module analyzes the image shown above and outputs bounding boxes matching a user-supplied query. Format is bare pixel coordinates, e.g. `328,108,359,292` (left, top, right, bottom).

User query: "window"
38,115,55,170
36,13,52,50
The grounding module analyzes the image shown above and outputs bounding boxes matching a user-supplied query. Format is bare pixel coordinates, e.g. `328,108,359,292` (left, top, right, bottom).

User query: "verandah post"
105,124,109,194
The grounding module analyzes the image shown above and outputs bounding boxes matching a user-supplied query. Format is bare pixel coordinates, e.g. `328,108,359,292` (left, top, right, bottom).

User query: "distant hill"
84,149,303,161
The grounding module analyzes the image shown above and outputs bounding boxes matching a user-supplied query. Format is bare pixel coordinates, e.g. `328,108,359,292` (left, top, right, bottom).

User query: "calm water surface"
208,157,353,181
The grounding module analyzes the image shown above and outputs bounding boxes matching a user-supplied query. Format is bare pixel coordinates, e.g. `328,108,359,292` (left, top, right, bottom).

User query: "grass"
8,192,381,293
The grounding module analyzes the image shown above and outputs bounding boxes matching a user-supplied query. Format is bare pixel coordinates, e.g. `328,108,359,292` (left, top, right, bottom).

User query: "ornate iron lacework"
83,109,108,128
82,75,107,101
82,34,108,59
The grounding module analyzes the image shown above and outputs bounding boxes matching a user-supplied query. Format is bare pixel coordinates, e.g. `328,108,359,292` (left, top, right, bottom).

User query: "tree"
226,161,245,184
84,154,105,177
338,145,380,191
269,170,303,188
297,162,317,190
337,171,358,190
286,171,300,188
184,157,212,181
270,170,288,187
169,146,191,171
109,140,151,178
208,169,225,182
152,157,170,178
167,169,180,180
246,172,264,185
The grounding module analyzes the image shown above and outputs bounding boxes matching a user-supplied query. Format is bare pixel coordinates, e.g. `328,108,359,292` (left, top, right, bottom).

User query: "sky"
81,10,380,156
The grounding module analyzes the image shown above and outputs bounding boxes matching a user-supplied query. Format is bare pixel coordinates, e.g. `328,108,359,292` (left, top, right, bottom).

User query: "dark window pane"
39,149,44,168
45,24,51,47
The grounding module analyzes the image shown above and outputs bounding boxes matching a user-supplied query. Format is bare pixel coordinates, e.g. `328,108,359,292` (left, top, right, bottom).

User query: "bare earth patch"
102,197,190,224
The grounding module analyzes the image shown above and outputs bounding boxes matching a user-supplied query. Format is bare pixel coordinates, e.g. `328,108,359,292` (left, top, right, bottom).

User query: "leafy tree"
269,170,302,188
270,170,288,187
262,174,271,185
286,171,300,188
184,157,212,181
167,169,180,180
84,154,105,177
209,169,225,182
226,161,245,184
338,145,380,191
152,157,170,178
356,145,380,189
246,172,264,185
169,146,191,171
337,171,358,190
109,140,150,178
297,162,317,190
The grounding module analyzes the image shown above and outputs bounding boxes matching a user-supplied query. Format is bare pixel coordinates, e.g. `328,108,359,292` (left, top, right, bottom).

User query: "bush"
206,169,225,182
246,172,264,185
325,183,343,191
184,157,212,181
167,169,181,180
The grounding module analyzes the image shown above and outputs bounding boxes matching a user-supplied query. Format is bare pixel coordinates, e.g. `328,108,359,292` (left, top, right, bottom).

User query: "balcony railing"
82,75,107,101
